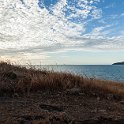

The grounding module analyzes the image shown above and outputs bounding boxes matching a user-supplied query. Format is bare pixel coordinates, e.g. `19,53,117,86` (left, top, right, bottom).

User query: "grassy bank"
0,61,124,99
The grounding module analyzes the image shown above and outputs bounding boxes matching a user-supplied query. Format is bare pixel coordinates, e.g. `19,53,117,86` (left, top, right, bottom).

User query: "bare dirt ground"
0,90,124,124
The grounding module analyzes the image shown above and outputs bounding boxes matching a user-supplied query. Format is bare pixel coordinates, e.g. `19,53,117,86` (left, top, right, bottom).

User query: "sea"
33,65,124,83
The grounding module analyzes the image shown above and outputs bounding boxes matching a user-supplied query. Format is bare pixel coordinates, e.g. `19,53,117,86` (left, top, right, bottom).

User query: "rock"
66,87,82,95
13,93,19,98
20,120,30,124
19,115,45,124
97,97,100,101
4,71,17,80
39,104,64,112
98,110,107,113
120,101,124,105
49,114,72,124
107,94,114,100
91,109,97,113
79,92,85,96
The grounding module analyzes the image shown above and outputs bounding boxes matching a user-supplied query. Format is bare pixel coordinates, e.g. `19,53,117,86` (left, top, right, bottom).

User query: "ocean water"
35,65,124,83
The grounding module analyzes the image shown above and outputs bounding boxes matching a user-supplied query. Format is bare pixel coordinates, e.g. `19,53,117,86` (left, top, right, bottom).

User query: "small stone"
99,110,107,113
79,93,85,96
91,109,97,113
107,94,113,100
13,93,19,98
97,97,100,101
120,101,124,105
66,87,81,95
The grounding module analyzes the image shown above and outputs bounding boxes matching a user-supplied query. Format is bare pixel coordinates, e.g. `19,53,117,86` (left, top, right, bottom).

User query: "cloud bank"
0,0,124,63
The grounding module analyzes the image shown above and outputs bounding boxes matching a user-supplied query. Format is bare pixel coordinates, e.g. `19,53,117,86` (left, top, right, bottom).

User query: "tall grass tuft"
0,61,124,99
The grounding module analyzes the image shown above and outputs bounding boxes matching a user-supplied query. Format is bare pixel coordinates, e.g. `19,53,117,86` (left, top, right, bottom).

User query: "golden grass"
0,61,124,98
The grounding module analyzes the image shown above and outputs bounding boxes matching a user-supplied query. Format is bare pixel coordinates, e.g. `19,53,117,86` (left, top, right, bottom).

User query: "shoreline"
24,64,124,83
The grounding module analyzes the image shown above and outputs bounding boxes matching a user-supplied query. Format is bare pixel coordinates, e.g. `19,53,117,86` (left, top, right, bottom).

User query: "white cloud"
0,0,123,64
121,13,124,17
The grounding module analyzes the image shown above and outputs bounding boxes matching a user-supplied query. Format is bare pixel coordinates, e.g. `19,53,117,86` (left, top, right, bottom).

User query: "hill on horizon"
112,62,124,65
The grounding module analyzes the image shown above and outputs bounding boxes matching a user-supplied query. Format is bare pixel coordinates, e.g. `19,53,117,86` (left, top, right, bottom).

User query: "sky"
0,0,124,65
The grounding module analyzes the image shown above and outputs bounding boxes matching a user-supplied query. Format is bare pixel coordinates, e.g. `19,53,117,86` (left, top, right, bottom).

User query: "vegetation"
0,61,124,124
0,61,124,99
112,62,124,65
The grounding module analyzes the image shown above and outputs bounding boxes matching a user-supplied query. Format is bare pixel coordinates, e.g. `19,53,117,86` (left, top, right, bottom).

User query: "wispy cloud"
121,13,124,17
0,0,124,63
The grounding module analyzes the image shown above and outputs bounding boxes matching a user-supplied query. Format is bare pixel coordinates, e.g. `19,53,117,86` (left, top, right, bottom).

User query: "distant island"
112,62,124,65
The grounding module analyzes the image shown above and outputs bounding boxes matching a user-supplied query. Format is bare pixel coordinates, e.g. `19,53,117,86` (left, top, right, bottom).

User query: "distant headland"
112,62,124,65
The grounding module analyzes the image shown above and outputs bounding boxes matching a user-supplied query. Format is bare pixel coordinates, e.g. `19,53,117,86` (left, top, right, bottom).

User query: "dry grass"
0,61,124,99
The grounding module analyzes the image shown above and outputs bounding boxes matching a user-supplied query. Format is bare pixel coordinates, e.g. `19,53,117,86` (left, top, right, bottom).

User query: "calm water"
35,65,124,83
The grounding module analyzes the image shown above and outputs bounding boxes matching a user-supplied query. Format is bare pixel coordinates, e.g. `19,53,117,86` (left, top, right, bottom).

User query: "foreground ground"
0,62,124,124
0,91,124,124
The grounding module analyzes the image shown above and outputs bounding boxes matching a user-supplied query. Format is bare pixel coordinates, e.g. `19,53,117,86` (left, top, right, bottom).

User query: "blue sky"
0,0,124,64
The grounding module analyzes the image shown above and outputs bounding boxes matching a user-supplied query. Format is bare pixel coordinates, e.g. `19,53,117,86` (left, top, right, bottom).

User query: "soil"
0,90,124,124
